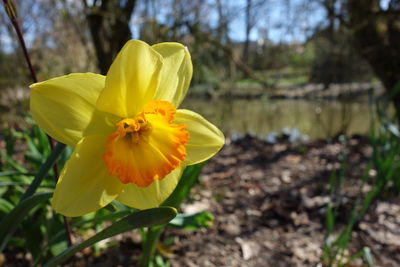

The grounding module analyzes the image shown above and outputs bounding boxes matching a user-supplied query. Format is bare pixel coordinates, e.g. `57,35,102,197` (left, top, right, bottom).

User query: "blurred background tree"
0,0,399,114
2,2,400,266
345,0,400,116
84,0,137,74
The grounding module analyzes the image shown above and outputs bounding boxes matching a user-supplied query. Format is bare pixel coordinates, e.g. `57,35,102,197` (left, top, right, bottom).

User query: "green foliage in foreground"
322,99,400,266
0,120,213,266
44,207,178,267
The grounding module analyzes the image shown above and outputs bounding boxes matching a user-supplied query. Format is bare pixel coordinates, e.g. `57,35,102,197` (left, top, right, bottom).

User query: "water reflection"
0,98,372,140
181,97,372,139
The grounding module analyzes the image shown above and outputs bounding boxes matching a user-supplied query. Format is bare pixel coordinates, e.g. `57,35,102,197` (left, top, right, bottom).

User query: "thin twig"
63,217,73,246
3,0,37,83
2,0,73,247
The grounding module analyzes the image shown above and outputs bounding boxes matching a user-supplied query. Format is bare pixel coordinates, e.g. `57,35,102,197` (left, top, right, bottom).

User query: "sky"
130,0,327,44
225,0,326,43
6,0,393,53
2,0,393,51
1,0,327,52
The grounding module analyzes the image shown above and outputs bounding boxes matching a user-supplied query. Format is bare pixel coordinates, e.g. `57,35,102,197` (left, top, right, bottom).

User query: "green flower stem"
137,164,205,266
139,226,163,267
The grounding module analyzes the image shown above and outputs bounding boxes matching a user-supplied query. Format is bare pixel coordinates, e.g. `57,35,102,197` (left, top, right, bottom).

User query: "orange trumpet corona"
103,101,189,187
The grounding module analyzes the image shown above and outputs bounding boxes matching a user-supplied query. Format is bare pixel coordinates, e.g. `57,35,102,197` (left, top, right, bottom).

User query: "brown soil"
2,135,400,267
165,135,400,267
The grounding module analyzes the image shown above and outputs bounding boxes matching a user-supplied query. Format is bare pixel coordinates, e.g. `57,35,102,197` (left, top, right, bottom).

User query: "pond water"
0,97,373,140
181,97,373,140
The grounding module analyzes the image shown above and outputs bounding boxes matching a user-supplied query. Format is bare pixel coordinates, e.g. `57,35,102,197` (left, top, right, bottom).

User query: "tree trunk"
243,0,252,64
85,0,137,74
346,0,400,117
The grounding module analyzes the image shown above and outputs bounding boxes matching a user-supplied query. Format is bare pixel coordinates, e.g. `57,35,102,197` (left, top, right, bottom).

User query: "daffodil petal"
52,135,123,217
83,109,121,137
30,73,105,146
116,166,184,209
96,40,163,118
175,109,224,165
152,43,192,107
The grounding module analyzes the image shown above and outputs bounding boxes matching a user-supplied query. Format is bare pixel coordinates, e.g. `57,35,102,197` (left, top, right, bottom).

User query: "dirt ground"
161,135,399,267
90,135,400,267
2,135,400,266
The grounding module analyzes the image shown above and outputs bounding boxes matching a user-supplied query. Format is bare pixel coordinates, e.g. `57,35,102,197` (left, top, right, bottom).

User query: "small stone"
224,223,241,236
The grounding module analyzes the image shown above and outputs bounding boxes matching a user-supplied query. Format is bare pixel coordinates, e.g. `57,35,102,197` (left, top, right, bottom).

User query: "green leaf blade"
44,206,177,267
0,191,53,252
169,211,214,230
20,142,66,201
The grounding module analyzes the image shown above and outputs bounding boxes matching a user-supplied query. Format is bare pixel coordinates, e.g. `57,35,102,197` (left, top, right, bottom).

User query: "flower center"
103,101,189,187
113,115,150,144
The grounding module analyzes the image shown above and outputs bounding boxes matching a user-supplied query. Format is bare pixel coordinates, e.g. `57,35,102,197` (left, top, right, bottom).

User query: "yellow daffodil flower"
30,40,224,217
